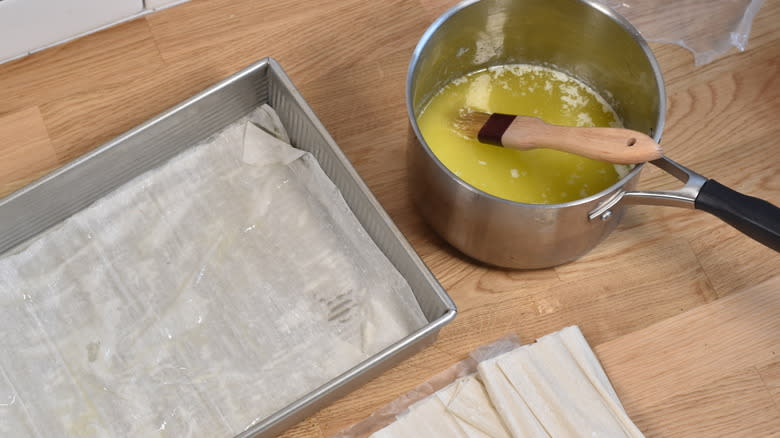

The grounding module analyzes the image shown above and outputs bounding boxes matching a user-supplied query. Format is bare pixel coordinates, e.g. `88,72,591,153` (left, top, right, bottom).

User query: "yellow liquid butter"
417,65,631,204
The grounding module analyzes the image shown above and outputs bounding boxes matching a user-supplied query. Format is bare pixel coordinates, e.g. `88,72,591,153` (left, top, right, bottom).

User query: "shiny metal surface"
406,0,666,268
1,58,456,438
588,157,708,219
624,157,707,207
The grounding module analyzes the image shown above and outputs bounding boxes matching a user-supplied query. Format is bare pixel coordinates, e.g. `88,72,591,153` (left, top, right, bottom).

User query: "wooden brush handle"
502,116,663,164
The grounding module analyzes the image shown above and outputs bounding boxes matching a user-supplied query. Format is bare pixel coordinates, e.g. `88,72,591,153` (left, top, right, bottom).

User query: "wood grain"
594,277,780,437
759,361,780,409
39,61,231,163
0,107,59,196
499,116,663,164
0,19,165,117
627,369,780,438
596,276,780,414
0,0,777,437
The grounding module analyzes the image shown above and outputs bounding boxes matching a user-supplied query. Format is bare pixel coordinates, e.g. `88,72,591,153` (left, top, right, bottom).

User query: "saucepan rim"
405,0,667,210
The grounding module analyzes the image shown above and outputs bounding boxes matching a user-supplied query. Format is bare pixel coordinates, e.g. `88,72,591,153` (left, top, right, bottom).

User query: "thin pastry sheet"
0,106,426,438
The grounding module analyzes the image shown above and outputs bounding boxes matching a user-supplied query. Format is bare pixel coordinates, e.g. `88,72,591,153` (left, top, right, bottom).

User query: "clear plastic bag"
333,327,644,438
332,335,522,438
597,0,764,65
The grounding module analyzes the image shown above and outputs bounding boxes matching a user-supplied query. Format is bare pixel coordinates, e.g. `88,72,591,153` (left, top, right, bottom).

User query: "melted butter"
417,64,631,204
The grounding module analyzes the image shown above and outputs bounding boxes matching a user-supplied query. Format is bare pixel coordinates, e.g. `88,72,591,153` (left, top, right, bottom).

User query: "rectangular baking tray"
0,57,457,438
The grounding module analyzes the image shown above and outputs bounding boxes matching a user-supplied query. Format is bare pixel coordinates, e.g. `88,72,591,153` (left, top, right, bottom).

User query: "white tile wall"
0,0,191,64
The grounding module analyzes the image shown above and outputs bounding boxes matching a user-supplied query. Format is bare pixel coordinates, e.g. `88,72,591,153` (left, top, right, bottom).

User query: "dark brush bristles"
452,110,516,146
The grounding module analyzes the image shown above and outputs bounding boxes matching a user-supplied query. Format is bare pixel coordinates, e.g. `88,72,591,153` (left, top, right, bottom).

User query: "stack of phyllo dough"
370,326,643,438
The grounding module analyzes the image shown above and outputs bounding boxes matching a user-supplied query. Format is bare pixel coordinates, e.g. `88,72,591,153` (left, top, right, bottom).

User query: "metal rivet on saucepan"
600,210,613,221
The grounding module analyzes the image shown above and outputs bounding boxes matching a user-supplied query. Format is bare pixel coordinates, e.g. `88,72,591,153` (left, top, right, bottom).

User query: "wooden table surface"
0,0,778,437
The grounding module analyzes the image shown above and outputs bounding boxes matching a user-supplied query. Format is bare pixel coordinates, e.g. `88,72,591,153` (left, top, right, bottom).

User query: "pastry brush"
453,110,663,164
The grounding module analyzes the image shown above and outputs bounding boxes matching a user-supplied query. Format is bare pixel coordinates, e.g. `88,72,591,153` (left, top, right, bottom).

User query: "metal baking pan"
0,57,457,438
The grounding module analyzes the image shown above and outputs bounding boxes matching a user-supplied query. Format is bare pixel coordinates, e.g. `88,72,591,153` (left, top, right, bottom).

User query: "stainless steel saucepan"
406,0,779,269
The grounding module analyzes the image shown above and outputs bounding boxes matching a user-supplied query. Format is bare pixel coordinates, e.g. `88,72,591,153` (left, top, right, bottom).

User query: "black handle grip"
694,179,780,252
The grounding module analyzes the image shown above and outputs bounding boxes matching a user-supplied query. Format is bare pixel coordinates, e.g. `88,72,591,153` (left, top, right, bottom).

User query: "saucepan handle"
694,179,780,251
590,157,780,251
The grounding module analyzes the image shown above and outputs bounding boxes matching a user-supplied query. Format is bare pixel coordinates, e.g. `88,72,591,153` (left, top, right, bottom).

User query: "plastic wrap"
332,335,522,438
0,105,427,437
596,0,764,65
335,327,643,438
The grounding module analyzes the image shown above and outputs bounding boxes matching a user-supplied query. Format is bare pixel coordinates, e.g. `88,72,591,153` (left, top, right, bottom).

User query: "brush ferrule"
477,113,516,146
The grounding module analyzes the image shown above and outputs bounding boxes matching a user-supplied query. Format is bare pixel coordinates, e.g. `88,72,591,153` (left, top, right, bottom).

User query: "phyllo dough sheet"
369,375,510,438
483,326,643,438
357,326,643,438
0,105,427,437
